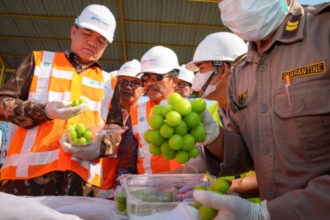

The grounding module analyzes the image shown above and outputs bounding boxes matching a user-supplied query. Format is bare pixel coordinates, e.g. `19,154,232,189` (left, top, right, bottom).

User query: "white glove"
201,109,220,145
45,100,88,120
59,130,106,161
193,190,270,220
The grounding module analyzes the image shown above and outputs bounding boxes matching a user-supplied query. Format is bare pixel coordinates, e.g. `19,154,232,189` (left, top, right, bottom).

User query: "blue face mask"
218,0,292,41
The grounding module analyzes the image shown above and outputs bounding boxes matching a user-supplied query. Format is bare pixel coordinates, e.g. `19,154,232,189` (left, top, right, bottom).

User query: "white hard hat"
178,65,194,84
140,46,180,75
186,32,247,71
75,4,116,43
117,59,141,78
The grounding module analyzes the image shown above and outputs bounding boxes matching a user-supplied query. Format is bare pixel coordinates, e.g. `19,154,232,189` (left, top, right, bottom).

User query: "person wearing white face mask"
193,0,330,220
186,32,247,126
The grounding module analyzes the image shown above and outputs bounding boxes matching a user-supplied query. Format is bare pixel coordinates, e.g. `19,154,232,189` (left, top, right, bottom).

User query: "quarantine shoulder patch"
281,61,326,81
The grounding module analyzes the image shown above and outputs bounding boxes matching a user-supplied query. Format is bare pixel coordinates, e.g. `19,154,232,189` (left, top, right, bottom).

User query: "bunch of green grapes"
145,92,208,164
65,123,93,145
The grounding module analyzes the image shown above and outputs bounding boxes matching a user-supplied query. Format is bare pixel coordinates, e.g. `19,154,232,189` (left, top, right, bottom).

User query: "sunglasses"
178,82,191,88
140,73,170,83
118,78,142,88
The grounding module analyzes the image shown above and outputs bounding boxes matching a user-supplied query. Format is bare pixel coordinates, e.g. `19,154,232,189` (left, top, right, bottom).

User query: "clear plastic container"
122,174,204,220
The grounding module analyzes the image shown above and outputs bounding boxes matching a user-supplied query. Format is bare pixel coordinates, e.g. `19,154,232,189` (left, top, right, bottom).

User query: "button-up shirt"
205,2,330,220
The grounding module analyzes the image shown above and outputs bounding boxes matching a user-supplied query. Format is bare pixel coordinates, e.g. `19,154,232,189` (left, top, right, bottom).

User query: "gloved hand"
176,180,213,201
59,130,106,161
194,190,270,220
45,100,88,120
200,109,220,145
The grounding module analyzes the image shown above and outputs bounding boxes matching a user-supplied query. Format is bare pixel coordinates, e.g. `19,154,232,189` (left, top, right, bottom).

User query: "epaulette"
312,2,329,15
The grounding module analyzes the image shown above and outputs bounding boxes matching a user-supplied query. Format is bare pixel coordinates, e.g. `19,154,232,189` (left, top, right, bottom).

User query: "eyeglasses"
118,78,142,88
140,73,170,83
178,82,191,88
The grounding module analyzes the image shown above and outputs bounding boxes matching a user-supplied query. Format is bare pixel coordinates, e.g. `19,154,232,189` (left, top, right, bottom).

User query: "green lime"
194,184,207,191
191,123,207,142
184,111,201,128
174,98,192,116
83,130,93,143
199,205,218,220
116,195,126,203
175,121,188,136
66,125,75,132
152,104,164,115
144,129,153,143
148,114,164,129
190,201,203,210
165,111,182,127
191,98,206,113
189,146,200,158
117,202,126,212
182,133,195,150
76,126,86,137
212,179,229,194
78,137,87,145
149,143,161,155
69,130,78,140
162,153,176,161
160,124,174,139
72,100,80,107
175,150,190,164
162,105,174,117
149,129,165,146
79,98,86,104
169,134,183,150
160,141,175,156
168,92,182,105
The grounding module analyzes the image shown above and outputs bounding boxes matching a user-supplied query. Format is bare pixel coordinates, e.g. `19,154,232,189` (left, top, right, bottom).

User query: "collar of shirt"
64,50,102,74
246,1,305,64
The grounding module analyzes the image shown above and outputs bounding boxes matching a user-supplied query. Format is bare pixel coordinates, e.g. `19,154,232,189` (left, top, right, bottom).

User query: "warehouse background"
0,0,316,85
0,0,228,84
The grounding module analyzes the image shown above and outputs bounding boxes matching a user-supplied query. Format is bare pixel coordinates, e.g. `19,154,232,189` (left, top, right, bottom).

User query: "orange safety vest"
131,100,182,174
1,51,116,186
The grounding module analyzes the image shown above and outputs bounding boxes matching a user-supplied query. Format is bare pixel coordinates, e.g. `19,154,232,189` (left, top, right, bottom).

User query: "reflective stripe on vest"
132,101,152,174
100,70,115,121
1,51,110,184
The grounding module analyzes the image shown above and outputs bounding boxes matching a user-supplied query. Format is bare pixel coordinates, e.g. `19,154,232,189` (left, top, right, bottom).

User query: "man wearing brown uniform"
194,0,330,219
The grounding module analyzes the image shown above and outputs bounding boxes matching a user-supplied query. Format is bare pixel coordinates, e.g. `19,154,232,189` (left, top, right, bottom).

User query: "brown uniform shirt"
205,2,330,219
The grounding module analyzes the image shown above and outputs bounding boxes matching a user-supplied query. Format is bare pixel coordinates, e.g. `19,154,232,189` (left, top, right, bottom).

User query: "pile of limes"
71,98,86,107
191,178,229,220
145,92,207,164
115,190,127,216
65,123,93,145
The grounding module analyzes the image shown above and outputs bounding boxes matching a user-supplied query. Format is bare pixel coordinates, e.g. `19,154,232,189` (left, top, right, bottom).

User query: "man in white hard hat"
130,46,184,174
193,0,330,220
186,32,247,113
98,60,145,198
0,4,120,197
175,65,194,98
178,32,260,200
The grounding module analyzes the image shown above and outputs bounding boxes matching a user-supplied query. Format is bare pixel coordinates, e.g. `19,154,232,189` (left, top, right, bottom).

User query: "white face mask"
192,71,213,92
218,0,291,41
